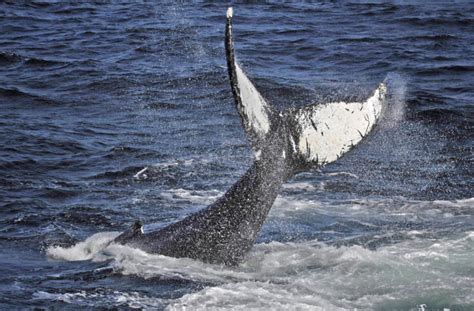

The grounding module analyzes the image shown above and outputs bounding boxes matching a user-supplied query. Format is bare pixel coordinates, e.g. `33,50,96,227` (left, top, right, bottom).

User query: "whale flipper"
113,8,388,265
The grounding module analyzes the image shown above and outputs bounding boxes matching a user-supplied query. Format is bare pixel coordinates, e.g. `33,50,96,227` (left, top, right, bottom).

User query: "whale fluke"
112,8,388,265
225,8,386,168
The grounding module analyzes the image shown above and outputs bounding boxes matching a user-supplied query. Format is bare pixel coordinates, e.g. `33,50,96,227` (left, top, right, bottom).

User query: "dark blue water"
1,2,473,310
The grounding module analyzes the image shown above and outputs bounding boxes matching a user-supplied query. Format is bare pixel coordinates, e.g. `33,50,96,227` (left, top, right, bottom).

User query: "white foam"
47,197,474,309
168,281,341,310
152,158,204,169
158,188,223,205
46,232,120,261
282,182,316,191
325,171,359,179
270,195,474,220
47,230,474,309
168,232,474,309
34,290,163,309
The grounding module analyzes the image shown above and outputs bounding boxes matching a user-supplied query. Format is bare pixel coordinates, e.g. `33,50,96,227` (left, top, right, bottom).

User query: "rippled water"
1,2,473,310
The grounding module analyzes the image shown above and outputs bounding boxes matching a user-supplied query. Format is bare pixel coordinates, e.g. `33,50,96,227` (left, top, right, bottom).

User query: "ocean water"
1,2,473,310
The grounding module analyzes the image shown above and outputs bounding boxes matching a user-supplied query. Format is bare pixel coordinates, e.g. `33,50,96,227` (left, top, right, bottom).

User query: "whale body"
113,8,387,265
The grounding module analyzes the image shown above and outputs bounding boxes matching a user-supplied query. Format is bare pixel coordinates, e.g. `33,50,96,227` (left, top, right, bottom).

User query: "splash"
46,232,120,261
47,223,474,310
34,290,164,309
168,232,474,310
382,72,407,129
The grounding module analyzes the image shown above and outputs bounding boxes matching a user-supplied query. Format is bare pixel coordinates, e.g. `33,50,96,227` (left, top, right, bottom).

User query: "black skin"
114,12,312,265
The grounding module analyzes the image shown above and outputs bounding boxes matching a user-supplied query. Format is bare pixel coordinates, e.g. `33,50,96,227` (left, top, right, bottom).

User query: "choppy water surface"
1,2,473,310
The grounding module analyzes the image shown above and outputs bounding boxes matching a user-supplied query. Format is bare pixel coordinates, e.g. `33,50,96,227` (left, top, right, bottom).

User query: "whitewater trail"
47,198,474,310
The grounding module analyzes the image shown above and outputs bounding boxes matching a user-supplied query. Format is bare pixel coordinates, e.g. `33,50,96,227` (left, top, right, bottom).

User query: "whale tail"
113,8,388,265
225,7,387,172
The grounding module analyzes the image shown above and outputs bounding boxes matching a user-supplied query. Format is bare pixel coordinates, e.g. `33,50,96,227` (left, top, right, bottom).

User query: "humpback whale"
113,7,387,265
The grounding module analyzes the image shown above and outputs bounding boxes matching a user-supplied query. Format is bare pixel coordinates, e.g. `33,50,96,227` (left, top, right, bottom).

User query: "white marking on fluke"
295,83,386,165
227,7,233,19
235,64,271,136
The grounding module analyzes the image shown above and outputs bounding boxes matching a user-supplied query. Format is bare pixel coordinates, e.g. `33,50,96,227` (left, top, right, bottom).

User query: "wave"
336,36,382,43
46,230,474,310
171,233,474,310
47,232,119,261
33,289,163,309
0,51,23,63
0,86,32,97
90,157,215,181
397,16,474,27
24,57,67,67
124,179,473,234
401,34,458,41
0,86,58,106
157,188,223,206
271,196,474,219
0,51,67,67
89,166,148,180
52,7,96,15
0,158,38,171
416,65,474,76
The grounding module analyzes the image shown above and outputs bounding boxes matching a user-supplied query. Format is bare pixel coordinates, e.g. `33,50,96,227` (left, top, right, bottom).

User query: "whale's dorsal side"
112,7,388,265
